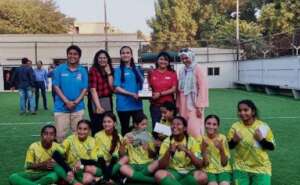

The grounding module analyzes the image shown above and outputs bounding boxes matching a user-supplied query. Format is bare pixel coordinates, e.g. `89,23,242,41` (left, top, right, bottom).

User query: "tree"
258,2,294,36
147,0,199,51
0,0,74,34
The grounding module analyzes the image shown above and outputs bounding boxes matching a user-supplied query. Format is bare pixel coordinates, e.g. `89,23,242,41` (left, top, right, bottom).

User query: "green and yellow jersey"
227,119,275,175
124,131,155,165
159,136,202,174
62,134,97,167
94,130,122,161
203,134,232,174
25,141,63,172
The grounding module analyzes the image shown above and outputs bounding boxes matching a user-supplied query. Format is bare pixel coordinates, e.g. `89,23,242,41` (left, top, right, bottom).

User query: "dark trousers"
88,94,113,136
117,109,143,136
35,81,47,110
150,104,162,130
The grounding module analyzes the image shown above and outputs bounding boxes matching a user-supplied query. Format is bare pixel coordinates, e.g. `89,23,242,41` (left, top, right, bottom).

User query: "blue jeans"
19,87,35,113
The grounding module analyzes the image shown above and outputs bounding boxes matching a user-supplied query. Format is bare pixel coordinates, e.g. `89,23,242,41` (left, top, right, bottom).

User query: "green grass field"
0,89,300,185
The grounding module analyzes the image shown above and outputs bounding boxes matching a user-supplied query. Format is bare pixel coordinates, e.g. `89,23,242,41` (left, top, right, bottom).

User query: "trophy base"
138,91,152,99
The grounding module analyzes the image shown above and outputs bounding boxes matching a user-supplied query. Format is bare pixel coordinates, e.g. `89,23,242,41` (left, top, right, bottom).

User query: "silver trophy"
138,70,152,99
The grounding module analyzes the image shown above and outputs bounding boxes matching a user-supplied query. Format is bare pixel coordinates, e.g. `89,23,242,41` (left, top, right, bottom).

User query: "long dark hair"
103,112,120,155
92,50,114,80
170,116,189,150
238,99,259,118
155,51,174,72
119,46,143,85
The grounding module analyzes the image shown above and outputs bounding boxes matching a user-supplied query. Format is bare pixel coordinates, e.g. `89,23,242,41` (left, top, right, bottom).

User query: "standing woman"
89,50,114,135
114,46,144,136
177,48,209,137
148,51,177,130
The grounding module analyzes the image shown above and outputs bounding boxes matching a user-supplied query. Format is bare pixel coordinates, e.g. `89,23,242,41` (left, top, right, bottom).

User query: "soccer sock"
8,173,36,185
131,171,155,183
112,163,121,176
160,176,182,185
34,172,58,185
95,167,103,177
179,174,198,185
53,164,80,184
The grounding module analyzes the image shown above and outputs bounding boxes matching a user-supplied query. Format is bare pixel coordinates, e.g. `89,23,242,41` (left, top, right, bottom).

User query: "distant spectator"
34,60,48,111
11,58,36,115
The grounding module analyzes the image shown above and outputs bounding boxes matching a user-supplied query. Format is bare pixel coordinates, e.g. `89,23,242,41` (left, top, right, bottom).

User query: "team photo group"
8,45,275,185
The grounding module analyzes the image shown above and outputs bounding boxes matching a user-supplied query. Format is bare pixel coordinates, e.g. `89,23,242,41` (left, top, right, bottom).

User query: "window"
208,67,214,76
214,67,220,75
207,67,220,76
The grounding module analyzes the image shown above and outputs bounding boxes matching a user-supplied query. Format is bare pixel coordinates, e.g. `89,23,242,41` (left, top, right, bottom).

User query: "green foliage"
147,0,199,51
258,2,294,36
0,0,74,34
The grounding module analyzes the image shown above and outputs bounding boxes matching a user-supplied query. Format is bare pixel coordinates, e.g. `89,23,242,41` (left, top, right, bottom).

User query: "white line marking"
0,121,53,126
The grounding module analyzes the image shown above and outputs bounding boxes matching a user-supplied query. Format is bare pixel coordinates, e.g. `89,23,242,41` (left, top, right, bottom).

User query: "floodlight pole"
236,0,240,61
104,0,108,51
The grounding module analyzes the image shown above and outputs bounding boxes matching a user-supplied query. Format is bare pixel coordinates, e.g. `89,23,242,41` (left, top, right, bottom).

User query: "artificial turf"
0,89,299,185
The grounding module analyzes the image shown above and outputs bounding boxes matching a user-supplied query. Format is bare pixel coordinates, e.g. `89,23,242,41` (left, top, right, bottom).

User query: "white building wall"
238,56,300,88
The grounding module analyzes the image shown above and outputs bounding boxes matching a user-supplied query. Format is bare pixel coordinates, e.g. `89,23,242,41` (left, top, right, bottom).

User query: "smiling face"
157,56,169,70
238,103,255,122
180,54,192,66
120,47,133,63
77,122,90,141
103,116,115,133
98,53,108,68
205,117,219,136
67,49,80,65
171,118,186,136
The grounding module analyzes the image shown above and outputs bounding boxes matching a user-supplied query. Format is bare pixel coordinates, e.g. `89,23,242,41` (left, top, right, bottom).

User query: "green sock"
131,171,155,183
34,172,58,185
95,167,103,177
8,173,36,185
53,165,67,180
179,174,198,185
112,163,121,176
160,176,181,185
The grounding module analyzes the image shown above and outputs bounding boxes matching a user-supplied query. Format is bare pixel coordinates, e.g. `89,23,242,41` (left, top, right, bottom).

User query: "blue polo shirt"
53,63,88,113
114,66,143,111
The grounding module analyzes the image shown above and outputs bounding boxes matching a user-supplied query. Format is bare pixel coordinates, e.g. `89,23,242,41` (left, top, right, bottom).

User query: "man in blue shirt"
34,60,48,111
52,45,88,142
11,58,36,115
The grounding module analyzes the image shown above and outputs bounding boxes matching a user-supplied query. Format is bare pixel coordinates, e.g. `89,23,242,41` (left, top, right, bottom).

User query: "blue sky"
54,0,156,34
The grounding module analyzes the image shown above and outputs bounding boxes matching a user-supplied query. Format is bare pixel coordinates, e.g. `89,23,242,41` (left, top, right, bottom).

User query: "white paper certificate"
154,122,171,136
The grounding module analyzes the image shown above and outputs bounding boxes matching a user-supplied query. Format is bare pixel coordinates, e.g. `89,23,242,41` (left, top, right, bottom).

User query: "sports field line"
0,121,53,126
0,116,300,126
